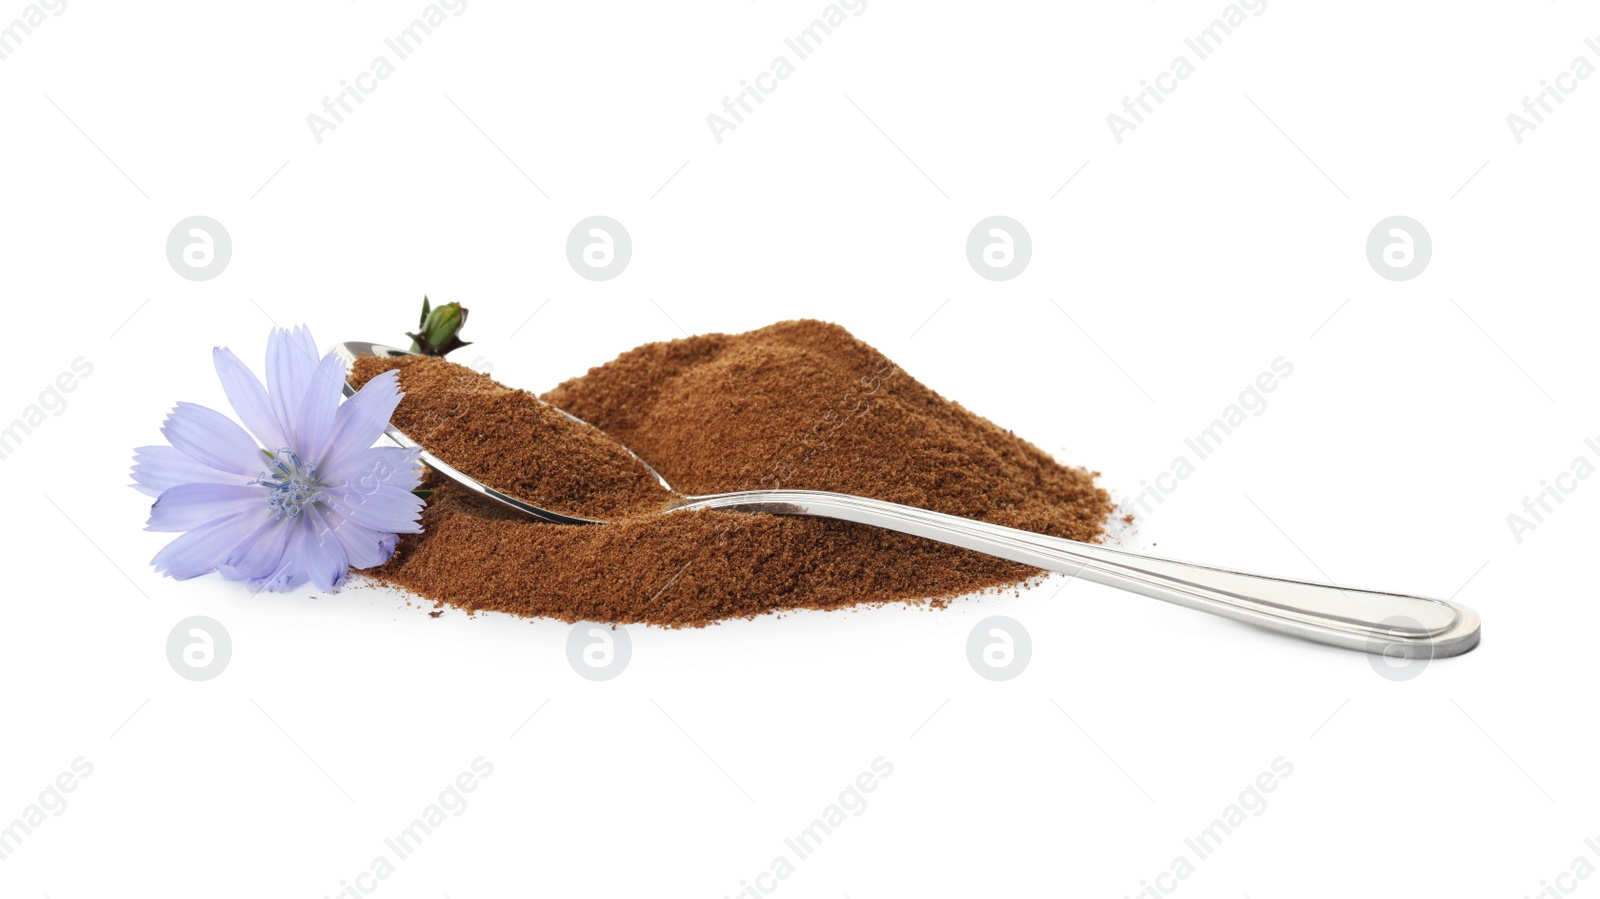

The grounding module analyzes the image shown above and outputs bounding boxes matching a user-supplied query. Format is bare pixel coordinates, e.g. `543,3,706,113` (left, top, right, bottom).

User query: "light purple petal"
300,507,352,591
250,564,309,594
220,515,293,581
325,484,425,534
151,506,273,580
320,446,422,493
247,543,311,593
161,402,266,476
265,326,320,447
318,505,401,570
320,369,404,466
131,445,244,498
147,483,263,532
214,347,288,451
293,350,348,464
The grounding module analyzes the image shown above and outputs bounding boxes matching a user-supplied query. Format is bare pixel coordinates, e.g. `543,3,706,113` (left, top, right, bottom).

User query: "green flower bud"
406,296,472,356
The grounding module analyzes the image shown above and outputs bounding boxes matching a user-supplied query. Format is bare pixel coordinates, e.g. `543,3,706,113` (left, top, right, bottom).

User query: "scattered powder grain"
356,320,1113,626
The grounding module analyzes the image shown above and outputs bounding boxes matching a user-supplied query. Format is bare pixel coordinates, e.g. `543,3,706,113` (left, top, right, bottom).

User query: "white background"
3,1,1597,896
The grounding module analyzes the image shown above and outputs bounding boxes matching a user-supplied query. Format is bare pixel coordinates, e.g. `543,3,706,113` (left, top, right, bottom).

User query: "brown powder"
545,320,1109,540
350,354,675,521
356,320,1113,626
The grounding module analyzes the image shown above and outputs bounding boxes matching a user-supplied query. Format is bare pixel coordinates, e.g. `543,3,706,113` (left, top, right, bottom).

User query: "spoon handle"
676,490,1480,658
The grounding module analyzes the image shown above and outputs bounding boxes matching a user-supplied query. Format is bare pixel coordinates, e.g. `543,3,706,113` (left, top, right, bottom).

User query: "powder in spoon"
357,320,1113,626
349,354,675,521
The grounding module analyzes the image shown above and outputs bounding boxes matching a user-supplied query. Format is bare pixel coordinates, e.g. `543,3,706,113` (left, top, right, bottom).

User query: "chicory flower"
132,326,423,592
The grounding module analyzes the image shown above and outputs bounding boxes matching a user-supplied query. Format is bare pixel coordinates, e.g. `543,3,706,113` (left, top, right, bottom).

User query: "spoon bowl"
335,341,670,525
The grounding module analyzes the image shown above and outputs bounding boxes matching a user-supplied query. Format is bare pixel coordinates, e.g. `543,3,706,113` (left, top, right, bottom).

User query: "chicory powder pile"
350,320,1112,626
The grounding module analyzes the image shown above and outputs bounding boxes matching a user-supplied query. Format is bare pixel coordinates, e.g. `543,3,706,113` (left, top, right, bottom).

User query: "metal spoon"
337,341,1481,658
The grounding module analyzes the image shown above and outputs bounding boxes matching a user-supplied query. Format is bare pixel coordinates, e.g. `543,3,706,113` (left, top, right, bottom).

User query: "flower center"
256,448,326,520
